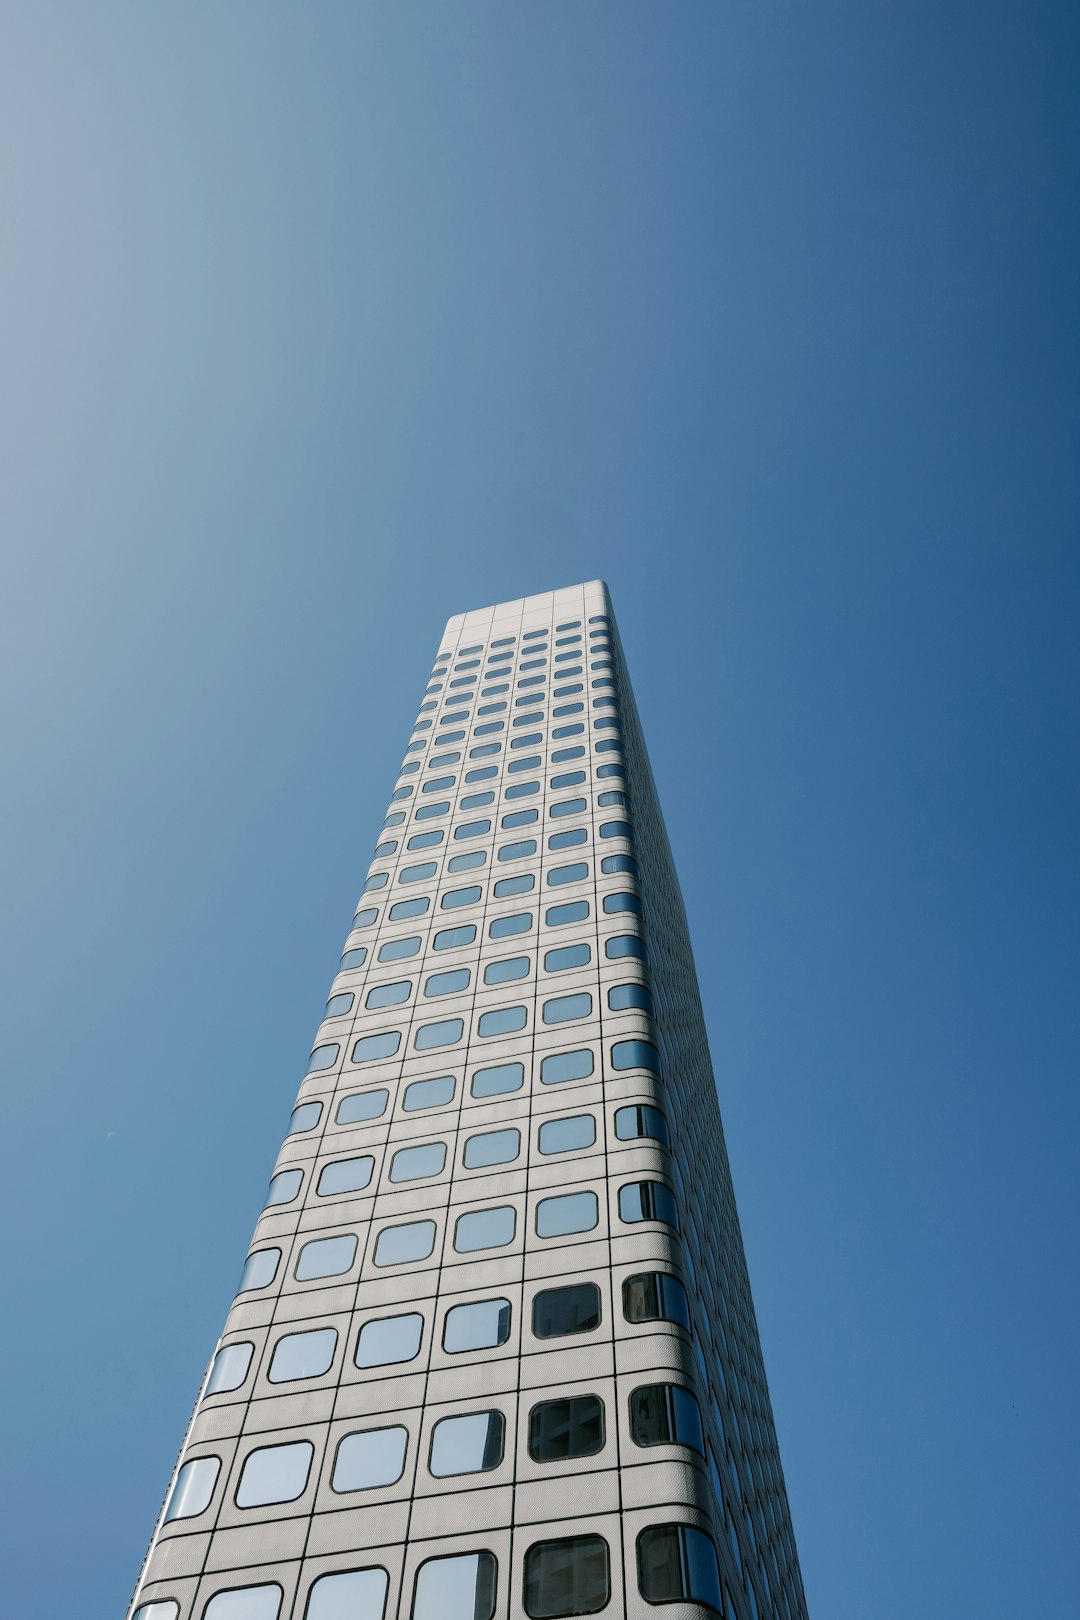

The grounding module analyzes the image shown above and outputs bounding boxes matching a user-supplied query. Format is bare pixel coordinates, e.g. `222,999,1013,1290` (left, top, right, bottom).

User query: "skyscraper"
130,582,808,1620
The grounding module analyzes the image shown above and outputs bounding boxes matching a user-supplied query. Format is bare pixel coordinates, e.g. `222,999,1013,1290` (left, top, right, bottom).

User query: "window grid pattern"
129,583,808,1620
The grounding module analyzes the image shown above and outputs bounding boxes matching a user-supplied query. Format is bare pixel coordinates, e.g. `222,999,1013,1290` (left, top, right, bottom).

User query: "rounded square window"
636,1524,722,1611
413,1552,497,1620
523,1534,610,1618
429,1410,505,1477
471,1061,524,1099
538,1114,595,1155
237,1248,280,1293
542,992,592,1025
288,1101,322,1135
163,1455,219,1522
235,1441,313,1508
317,1156,374,1196
403,1075,455,1112
265,1171,301,1208
203,1587,282,1620
356,1313,423,1369
267,1327,337,1384
464,1127,520,1168
335,1088,389,1126
295,1234,357,1281
532,1282,601,1339
528,1395,605,1463
374,1219,437,1266
305,1567,388,1620
454,1205,516,1253
390,1141,447,1183
443,1298,511,1354
536,1190,598,1239
540,1048,594,1086
477,1004,527,1037
205,1341,253,1395
331,1425,408,1493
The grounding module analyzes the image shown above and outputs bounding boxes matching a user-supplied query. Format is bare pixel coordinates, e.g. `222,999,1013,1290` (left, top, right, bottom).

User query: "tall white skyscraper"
130,582,808,1620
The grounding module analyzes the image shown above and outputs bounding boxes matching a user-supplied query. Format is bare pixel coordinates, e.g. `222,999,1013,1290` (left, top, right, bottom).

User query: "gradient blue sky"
1,4,1077,1616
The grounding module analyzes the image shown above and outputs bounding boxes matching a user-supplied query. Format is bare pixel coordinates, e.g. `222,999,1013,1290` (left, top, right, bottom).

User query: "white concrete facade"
129,582,808,1620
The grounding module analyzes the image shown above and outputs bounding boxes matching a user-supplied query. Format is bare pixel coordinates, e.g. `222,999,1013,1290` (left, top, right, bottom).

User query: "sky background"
1,3,1078,1616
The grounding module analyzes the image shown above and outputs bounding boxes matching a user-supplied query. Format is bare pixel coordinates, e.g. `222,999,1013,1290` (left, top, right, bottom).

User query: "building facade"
130,582,808,1620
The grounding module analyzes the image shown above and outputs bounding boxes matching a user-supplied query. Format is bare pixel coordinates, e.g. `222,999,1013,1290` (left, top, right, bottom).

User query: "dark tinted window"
532,1282,601,1339
636,1524,722,1611
621,1272,691,1331
523,1535,610,1619
528,1395,605,1462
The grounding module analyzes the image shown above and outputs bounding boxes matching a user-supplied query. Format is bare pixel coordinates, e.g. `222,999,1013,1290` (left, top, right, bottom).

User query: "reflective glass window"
296,1234,357,1280
538,1114,595,1154
608,983,654,1015
502,806,538,827
544,942,590,971
549,797,585,818
236,1441,312,1507
489,910,532,938
528,1395,604,1463
317,1156,374,1196
407,829,443,850
403,1075,455,1111
551,745,584,762
434,923,476,949
603,890,642,916
546,900,589,925
373,1220,436,1266
425,968,470,997
390,1141,447,1182
429,1410,505,1477
203,1587,282,1620
366,980,411,1009
307,1043,339,1074
478,1005,527,1036
339,946,368,970
493,874,534,898
547,862,588,886
599,820,632,841
523,1535,610,1619
331,1426,408,1492
265,1170,301,1207
606,933,647,961
455,819,491,840
355,1313,423,1369
614,1104,669,1146
499,839,537,862
600,853,638,877
414,1017,463,1050
619,1180,680,1229
540,1048,593,1086
306,1568,389,1620
238,1248,280,1291
268,1327,337,1383
324,992,354,1019
611,1039,661,1073
379,934,421,961
442,885,482,910
463,1127,520,1168
352,1030,402,1063
536,1190,598,1238
484,954,529,985
164,1455,219,1521
542,992,592,1025
335,1088,388,1125
448,850,485,873
443,1299,511,1353
134,1604,180,1620
400,861,437,884
549,827,587,850
288,1101,322,1136
205,1341,253,1395
636,1525,722,1611
352,907,378,930
532,1282,601,1339
471,1060,524,1099
629,1384,705,1453
454,1206,516,1253
412,1553,496,1620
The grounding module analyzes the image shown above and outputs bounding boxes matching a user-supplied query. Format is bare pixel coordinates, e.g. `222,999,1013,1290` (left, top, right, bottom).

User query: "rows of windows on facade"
130,587,807,1620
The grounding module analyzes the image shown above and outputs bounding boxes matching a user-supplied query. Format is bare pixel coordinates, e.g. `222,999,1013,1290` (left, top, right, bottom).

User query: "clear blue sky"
1,4,1077,1616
